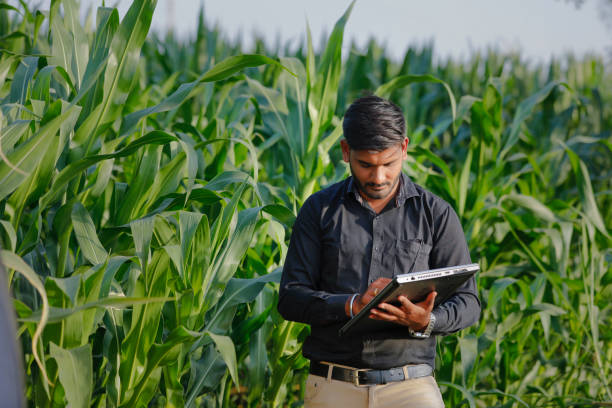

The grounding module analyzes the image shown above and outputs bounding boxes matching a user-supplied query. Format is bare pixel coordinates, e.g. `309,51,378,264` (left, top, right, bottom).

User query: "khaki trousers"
304,373,445,408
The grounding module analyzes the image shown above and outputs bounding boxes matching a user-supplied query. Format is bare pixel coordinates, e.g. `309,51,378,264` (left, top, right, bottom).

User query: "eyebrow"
356,157,399,166
356,146,402,166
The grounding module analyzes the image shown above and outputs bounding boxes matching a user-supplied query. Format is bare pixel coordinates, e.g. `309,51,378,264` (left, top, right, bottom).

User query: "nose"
372,166,385,184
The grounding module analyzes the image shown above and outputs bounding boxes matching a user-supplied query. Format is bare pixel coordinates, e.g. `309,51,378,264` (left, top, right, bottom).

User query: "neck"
360,180,400,214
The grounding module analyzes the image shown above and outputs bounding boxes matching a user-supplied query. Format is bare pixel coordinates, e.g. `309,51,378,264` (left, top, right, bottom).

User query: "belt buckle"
351,368,367,387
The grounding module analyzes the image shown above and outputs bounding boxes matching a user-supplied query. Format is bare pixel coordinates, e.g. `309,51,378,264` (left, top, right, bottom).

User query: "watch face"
409,329,428,338
409,313,434,338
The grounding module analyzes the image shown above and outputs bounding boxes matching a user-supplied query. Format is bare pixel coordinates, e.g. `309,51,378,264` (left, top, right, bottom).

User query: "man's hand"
371,291,437,331
345,278,391,317
345,278,437,331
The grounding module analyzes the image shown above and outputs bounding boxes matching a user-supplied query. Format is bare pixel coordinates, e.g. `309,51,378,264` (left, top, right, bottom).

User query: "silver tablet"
338,263,479,337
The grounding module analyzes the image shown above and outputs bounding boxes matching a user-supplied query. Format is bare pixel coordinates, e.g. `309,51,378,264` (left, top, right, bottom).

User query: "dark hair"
342,95,406,150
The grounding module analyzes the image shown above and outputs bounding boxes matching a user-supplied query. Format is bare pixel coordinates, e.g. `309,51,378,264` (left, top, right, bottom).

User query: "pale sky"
14,0,612,63
199,0,611,63
120,0,612,64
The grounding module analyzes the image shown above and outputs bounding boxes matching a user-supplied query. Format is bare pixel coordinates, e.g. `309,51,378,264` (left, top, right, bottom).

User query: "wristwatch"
409,313,436,338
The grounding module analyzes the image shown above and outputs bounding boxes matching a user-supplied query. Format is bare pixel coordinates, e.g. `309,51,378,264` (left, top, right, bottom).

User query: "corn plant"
0,0,292,406
1,0,610,407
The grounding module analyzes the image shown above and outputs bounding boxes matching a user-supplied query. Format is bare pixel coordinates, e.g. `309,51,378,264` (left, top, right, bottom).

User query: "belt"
309,361,433,386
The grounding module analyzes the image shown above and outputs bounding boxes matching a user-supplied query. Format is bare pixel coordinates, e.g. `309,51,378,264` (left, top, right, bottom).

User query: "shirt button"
374,246,379,251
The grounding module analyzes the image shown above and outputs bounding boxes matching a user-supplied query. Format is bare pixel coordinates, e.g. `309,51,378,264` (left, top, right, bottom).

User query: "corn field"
0,1,610,407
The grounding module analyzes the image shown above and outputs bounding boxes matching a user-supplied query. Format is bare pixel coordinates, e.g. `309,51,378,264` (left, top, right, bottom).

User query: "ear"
401,137,409,159
341,140,350,163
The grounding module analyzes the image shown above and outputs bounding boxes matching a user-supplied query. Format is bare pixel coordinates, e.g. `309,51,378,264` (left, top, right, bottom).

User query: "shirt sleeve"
277,197,352,326
429,201,481,335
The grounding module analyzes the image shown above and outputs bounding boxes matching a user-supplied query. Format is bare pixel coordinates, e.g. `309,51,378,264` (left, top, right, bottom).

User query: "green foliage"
1,1,610,407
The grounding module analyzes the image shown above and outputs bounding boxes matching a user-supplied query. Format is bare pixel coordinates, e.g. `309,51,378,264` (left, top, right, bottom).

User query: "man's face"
341,138,408,201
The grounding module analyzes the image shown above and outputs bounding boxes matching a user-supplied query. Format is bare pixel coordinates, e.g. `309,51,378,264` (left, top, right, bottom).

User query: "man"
278,96,480,407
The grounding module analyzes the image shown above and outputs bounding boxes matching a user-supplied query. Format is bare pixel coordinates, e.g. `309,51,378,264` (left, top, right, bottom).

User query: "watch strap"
409,312,436,338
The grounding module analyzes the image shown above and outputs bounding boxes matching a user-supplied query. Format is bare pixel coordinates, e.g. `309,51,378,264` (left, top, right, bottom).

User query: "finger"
373,277,392,286
365,281,389,301
412,291,436,308
356,294,371,310
369,280,389,293
370,308,399,322
422,291,437,311
397,295,415,309
377,302,405,317
360,296,373,307
362,291,378,303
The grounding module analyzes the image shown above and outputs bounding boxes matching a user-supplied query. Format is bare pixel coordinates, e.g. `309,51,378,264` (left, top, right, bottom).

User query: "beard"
349,163,401,200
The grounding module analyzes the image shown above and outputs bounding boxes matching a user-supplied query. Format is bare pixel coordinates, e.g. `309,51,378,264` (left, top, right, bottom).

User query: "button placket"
368,214,382,283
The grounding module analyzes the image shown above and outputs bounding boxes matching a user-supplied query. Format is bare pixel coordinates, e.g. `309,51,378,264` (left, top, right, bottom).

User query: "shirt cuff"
431,308,446,332
326,294,353,321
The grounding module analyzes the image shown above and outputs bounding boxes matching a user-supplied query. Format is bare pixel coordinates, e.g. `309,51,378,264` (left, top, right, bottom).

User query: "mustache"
365,182,390,187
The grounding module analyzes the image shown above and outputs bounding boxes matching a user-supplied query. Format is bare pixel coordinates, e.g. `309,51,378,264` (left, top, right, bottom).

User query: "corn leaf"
206,331,238,388
124,326,197,407
0,250,50,386
207,270,281,329
0,106,76,201
131,216,155,273
19,296,171,324
505,194,558,224
40,130,176,208
7,56,37,106
95,0,156,139
72,202,107,265
49,343,92,408
499,81,570,161
185,346,226,407
0,120,31,154
205,206,259,311
458,334,478,387
375,74,457,128
564,146,609,238
121,54,289,136
307,1,354,148
246,289,273,403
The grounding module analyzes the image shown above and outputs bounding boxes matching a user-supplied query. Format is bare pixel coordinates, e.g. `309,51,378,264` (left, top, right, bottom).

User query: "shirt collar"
395,173,419,205
345,173,419,208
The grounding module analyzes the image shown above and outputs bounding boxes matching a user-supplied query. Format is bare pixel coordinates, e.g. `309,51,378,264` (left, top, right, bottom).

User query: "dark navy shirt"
278,173,480,369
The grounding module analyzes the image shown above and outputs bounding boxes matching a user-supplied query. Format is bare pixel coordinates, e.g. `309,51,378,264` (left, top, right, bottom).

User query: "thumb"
425,291,437,310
